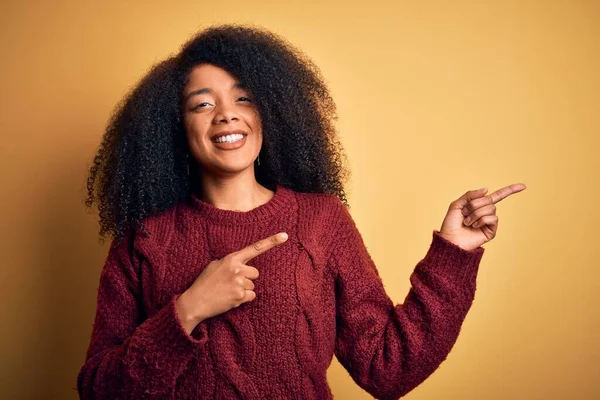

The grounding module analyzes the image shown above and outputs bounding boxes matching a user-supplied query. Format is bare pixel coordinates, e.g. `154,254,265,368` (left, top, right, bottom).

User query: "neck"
197,169,274,212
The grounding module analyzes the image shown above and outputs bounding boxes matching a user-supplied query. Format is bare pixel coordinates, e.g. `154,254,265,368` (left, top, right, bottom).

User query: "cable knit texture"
77,184,485,399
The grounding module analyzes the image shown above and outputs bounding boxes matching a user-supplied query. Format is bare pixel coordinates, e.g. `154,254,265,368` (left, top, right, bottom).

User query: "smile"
212,133,246,143
211,133,248,150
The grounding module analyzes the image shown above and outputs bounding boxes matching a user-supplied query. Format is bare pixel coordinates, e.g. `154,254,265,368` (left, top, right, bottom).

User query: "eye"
237,97,252,103
191,102,211,111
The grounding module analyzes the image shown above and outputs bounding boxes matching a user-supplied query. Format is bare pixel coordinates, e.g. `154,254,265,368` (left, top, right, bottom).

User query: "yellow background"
1,1,598,399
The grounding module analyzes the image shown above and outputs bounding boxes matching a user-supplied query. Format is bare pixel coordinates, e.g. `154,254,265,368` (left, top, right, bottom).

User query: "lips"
211,133,248,150
210,129,248,142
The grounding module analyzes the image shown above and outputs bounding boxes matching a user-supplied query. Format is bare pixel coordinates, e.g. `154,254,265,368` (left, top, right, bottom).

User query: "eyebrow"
183,83,248,104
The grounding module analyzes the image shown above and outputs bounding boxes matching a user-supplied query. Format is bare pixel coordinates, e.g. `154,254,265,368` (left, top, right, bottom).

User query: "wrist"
175,292,204,330
436,230,479,252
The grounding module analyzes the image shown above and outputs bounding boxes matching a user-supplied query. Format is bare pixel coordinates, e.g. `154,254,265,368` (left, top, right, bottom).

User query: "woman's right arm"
76,230,209,400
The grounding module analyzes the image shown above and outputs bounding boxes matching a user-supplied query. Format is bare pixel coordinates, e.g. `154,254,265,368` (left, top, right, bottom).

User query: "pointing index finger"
490,183,527,204
233,232,289,263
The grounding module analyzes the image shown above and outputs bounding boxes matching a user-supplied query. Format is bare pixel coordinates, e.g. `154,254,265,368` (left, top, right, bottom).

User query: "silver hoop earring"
257,155,261,166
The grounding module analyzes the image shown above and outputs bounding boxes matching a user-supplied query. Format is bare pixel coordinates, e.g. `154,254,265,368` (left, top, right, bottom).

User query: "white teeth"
215,134,244,143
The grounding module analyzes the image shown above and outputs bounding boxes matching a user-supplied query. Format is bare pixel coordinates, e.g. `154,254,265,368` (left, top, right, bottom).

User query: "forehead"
185,64,240,90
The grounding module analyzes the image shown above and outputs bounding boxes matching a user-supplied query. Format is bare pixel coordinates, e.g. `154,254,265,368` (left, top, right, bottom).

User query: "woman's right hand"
175,232,289,334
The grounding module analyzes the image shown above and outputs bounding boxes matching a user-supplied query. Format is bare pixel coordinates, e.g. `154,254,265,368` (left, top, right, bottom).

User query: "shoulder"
126,205,180,256
288,189,357,255
291,189,348,225
292,187,366,245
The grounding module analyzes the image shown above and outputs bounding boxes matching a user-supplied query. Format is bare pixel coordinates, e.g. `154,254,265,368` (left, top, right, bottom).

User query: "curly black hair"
85,24,350,243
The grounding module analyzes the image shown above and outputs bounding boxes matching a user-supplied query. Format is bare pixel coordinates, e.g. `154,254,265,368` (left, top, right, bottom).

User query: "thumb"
451,187,487,212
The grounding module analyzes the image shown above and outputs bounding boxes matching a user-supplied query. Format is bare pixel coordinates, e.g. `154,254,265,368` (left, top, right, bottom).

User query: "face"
182,64,262,177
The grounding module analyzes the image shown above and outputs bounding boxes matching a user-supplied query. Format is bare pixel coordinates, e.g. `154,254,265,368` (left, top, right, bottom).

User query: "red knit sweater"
77,184,485,400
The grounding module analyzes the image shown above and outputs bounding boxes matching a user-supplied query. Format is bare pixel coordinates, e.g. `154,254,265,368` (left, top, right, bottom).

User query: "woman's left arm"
331,184,525,399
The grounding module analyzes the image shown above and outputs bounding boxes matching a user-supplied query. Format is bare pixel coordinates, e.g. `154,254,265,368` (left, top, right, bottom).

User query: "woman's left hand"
438,183,527,251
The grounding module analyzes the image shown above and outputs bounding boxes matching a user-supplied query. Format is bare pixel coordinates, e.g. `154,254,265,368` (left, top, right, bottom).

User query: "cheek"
251,126,263,150
246,111,263,140
184,117,210,142
242,106,259,125
184,120,213,161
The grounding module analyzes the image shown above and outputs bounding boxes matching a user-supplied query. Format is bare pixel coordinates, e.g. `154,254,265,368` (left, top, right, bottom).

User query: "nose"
213,103,239,124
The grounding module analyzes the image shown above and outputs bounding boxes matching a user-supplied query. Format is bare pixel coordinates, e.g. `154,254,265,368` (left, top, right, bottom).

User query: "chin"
209,160,255,175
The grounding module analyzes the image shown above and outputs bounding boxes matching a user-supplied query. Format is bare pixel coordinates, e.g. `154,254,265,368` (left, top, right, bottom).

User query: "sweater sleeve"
76,230,209,399
330,202,484,400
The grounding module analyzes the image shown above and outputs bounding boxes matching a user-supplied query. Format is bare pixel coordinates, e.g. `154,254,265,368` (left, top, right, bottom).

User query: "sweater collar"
188,184,294,224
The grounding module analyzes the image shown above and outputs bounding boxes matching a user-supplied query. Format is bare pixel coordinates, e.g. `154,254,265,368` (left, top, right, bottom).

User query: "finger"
450,188,489,211
235,275,255,290
234,290,256,307
239,265,260,280
242,290,256,304
489,183,527,204
464,204,496,226
232,232,289,263
461,195,495,217
472,214,498,229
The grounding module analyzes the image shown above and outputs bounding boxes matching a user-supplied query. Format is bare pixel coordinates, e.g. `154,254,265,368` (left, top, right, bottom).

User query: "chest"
139,219,336,320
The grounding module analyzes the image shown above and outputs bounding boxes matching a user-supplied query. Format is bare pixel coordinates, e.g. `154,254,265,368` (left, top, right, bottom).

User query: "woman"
78,24,525,399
